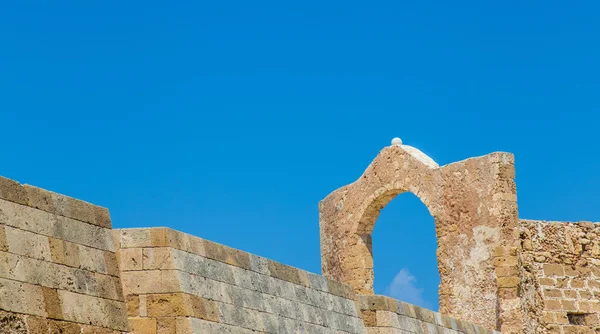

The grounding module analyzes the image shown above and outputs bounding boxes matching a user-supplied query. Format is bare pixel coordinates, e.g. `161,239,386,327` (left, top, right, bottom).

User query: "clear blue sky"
2,2,599,310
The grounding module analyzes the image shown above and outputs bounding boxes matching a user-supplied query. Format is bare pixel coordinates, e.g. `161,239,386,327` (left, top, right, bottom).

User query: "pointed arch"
319,144,519,330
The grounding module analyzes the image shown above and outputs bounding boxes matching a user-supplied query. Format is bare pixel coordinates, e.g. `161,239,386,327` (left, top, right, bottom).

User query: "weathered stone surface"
0,198,115,251
519,220,600,334
58,289,128,330
319,146,519,331
0,277,46,317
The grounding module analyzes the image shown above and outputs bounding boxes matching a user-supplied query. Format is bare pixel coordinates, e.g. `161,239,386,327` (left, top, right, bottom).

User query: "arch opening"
371,192,439,310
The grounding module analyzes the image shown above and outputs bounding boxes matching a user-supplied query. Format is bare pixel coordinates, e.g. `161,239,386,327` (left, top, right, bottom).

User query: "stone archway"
319,140,520,330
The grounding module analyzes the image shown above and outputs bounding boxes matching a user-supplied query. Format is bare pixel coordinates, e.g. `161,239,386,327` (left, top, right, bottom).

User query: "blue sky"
1,2,599,310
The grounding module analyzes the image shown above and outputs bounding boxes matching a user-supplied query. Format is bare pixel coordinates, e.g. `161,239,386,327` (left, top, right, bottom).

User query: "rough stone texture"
358,295,500,334
0,177,128,333
319,145,519,331
117,227,368,333
519,220,600,334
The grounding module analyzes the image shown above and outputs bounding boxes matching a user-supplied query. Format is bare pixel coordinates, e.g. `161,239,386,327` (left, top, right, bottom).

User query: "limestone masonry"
0,140,598,333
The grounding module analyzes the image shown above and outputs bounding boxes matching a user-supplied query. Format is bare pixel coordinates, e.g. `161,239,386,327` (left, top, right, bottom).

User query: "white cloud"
384,268,433,310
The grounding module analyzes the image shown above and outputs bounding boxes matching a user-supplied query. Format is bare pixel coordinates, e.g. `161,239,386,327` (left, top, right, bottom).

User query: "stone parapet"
117,227,365,333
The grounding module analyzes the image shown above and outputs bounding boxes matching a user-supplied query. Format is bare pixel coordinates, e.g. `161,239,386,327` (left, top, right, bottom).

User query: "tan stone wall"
518,220,600,334
117,227,366,333
319,145,520,331
358,295,500,334
0,176,128,333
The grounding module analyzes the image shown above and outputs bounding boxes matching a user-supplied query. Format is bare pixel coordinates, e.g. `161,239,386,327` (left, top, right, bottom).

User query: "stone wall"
0,176,128,333
519,220,600,334
117,227,367,333
358,295,500,334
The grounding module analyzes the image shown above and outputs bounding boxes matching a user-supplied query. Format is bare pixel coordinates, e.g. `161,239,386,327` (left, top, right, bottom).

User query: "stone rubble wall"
358,295,501,334
0,176,128,333
519,220,600,334
117,227,367,333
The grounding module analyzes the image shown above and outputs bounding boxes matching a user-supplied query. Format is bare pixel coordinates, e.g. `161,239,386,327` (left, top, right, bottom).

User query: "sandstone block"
0,176,28,205
156,318,176,334
119,248,143,271
0,277,46,317
79,244,108,273
129,317,157,334
48,237,81,268
24,185,112,228
58,289,128,331
249,254,270,276
5,225,52,261
326,277,354,299
48,320,83,334
544,264,565,276
545,300,562,310
497,277,519,288
544,289,562,298
42,287,63,319
143,247,176,270
268,260,307,287
204,239,251,270
540,278,555,287
121,270,181,295
119,228,152,248
103,251,120,277
0,226,8,252
126,295,139,317
146,293,219,322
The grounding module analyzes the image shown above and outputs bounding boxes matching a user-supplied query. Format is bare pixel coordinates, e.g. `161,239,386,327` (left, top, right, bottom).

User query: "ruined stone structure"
0,139,597,333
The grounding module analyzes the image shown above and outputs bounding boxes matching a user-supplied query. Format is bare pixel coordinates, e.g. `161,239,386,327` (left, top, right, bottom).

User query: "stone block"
119,248,143,271
96,273,124,301
5,226,52,261
119,228,152,248
143,247,176,270
126,295,139,317
539,278,556,287
129,317,157,334
58,289,128,331
48,320,83,334
150,228,168,247
24,184,112,228
104,251,120,277
545,300,562,310
249,254,270,275
0,251,121,299
48,237,81,268
0,176,28,205
414,305,436,323
204,239,251,270
42,287,63,319
0,277,46,317
25,316,49,333
267,260,306,287
376,310,400,327
544,288,562,298
326,277,354,299
121,270,181,295
496,277,519,288
156,318,176,334
216,301,261,331
397,314,424,333
146,293,219,322
79,244,108,273
360,295,399,313
544,264,565,276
